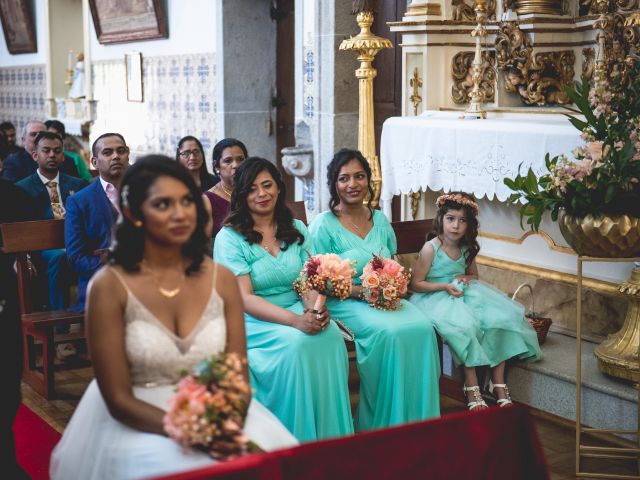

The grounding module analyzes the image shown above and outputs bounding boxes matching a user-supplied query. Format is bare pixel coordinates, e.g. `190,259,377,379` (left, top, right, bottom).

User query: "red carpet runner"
14,404,61,480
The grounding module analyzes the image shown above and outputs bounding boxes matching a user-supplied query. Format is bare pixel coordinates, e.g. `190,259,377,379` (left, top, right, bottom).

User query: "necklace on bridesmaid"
142,261,186,298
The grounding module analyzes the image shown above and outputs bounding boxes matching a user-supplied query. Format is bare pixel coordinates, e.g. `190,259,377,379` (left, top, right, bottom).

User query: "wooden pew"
0,219,86,399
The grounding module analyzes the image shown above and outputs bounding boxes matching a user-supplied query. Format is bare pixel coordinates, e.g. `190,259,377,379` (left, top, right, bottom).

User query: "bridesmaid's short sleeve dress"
308,210,441,431
213,220,354,441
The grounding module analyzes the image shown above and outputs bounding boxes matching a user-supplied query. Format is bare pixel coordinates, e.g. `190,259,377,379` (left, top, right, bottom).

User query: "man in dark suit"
16,132,87,311
0,178,31,479
2,120,80,183
65,132,130,311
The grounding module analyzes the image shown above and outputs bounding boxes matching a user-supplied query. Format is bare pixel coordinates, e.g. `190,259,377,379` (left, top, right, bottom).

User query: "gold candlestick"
339,9,393,208
464,0,488,119
65,68,73,87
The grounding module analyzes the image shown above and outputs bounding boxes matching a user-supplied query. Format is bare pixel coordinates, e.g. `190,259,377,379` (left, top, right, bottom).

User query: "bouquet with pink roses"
360,255,409,311
293,253,356,310
163,353,260,460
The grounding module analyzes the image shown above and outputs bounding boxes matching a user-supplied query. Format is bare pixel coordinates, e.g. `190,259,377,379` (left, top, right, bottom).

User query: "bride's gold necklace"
142,260,186,298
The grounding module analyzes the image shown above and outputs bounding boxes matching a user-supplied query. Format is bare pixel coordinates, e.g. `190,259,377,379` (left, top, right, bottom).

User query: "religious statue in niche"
68,52,85,99
451,0,496,21
495,22,575,106
451,50,496,104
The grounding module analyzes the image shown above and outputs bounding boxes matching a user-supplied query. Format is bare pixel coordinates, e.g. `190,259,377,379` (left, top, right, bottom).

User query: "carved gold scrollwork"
584,0,640,14
410,191,422,220
451,51,496,104
495,22,575,106
451,0,496,21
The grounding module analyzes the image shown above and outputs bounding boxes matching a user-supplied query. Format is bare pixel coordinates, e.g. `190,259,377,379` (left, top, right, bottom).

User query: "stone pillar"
311,0,359,214
216,0,277,160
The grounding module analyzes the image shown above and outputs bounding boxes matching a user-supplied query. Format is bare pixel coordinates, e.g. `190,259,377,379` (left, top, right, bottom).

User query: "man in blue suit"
65,132,130,311
2,120,80,183
16,132,87,311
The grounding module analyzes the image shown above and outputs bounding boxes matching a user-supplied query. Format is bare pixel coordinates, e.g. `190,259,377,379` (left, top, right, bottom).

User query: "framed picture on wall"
0,0,37,54
125,52,143,102
89,0,167,45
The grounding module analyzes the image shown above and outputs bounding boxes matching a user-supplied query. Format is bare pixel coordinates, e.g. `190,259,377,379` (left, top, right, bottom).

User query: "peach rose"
382,259,402,277
382,286,397,300
362,273,380,289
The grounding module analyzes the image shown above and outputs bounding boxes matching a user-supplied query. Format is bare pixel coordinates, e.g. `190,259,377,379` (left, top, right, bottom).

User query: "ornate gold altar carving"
586,0,640,14
595,266,640,383
451,50,496,104
495,22,575,106
558,213,640,258
513,0,563,15
452,0,496,21
464,0,489,118
339,5,392,208
409,67,423,116
410,191,422,219
479,230,575,255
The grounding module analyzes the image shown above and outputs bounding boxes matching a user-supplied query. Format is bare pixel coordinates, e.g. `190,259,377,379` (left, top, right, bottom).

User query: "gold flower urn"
594,267,640,384
558,213,640,258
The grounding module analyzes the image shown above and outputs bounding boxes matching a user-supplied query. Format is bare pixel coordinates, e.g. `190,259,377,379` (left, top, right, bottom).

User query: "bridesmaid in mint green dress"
308,149,441,431
214,157,353,442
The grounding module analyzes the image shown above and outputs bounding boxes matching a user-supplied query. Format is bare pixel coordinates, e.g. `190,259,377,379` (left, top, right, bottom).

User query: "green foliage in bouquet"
504,60,640,231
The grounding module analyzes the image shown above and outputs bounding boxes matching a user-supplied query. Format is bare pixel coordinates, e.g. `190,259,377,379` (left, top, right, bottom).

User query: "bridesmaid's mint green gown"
309,211,441,431
410,238,542,367
214,220,354,442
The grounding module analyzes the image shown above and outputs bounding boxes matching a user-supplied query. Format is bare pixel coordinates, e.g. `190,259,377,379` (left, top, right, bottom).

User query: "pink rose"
381,259,402,276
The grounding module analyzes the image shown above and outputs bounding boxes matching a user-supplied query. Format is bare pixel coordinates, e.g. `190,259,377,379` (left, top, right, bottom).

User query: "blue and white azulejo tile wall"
92,53,216,162
0,64,47,135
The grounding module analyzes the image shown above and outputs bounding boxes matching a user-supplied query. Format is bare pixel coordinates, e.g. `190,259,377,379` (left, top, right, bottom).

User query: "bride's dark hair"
109,155,209,274
225,157,303,249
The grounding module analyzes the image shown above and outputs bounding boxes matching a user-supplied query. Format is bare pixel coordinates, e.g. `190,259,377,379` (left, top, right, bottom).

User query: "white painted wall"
0,0,47,66
88,0,216,61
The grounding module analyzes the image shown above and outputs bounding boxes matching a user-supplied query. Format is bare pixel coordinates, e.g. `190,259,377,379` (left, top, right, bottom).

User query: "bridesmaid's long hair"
109,155,209,274
326,148,374,219
225,157,304,250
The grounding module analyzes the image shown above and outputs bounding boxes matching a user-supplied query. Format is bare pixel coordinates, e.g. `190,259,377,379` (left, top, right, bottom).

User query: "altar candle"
68,50,73,70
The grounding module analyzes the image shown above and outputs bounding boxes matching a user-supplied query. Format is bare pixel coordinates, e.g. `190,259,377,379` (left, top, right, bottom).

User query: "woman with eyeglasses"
204,138,248,237
176,136,216,192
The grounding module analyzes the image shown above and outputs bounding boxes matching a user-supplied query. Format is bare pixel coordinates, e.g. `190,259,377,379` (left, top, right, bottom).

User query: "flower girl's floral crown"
435,193,479,215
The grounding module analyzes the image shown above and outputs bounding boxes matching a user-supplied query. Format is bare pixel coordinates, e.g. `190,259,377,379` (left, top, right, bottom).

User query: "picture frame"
125,52,143,102
0,0,37,54
88,0,167,45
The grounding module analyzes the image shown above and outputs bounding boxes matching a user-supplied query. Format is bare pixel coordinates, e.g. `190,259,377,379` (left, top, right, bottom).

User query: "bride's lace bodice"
121,284,226,387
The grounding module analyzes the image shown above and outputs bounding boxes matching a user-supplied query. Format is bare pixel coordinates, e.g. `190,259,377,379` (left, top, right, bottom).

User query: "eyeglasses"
179,149,202,158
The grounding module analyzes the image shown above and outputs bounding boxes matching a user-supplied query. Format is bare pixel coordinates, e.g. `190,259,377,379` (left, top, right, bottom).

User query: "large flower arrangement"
360,255,409,311
504,59,640,230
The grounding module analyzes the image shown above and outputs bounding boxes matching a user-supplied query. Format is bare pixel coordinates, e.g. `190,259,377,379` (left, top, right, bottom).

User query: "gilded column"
339,7,392,208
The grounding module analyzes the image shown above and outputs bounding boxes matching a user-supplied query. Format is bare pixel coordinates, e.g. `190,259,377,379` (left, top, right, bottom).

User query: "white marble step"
442,331,638,434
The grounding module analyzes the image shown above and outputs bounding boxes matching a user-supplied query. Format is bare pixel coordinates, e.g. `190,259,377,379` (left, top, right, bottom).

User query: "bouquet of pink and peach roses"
163,353,261,460
360,255,409,311
293,253,356,311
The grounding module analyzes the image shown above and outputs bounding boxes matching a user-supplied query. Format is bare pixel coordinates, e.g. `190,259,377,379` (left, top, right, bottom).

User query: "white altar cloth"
380,111,583,215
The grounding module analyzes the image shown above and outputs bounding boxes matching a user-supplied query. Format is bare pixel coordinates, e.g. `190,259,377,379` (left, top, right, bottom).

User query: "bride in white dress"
50,156,297,480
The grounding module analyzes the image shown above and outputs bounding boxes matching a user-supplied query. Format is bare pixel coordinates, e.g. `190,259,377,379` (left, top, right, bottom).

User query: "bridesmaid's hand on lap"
294,308,330,335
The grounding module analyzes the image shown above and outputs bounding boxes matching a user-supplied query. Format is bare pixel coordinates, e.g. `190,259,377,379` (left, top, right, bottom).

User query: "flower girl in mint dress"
409,192,541,411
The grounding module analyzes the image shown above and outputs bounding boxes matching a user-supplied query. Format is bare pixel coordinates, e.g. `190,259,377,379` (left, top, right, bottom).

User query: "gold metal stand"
575,256,640,479
464,0,488,119
339,9,392,208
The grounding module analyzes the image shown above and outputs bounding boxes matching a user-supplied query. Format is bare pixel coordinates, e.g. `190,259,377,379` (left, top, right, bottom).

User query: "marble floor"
21,366,639,479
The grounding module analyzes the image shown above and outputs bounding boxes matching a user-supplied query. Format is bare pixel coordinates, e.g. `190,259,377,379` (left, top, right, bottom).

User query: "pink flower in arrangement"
359,255,410,311
294,253,355,308
585,141,603,163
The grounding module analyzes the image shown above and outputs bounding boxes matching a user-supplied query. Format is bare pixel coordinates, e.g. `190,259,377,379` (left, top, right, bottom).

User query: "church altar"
379,110,634,287
379,110,582,215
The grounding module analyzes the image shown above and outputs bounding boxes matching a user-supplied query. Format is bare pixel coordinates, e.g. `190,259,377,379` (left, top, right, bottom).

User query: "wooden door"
275,0,296,202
